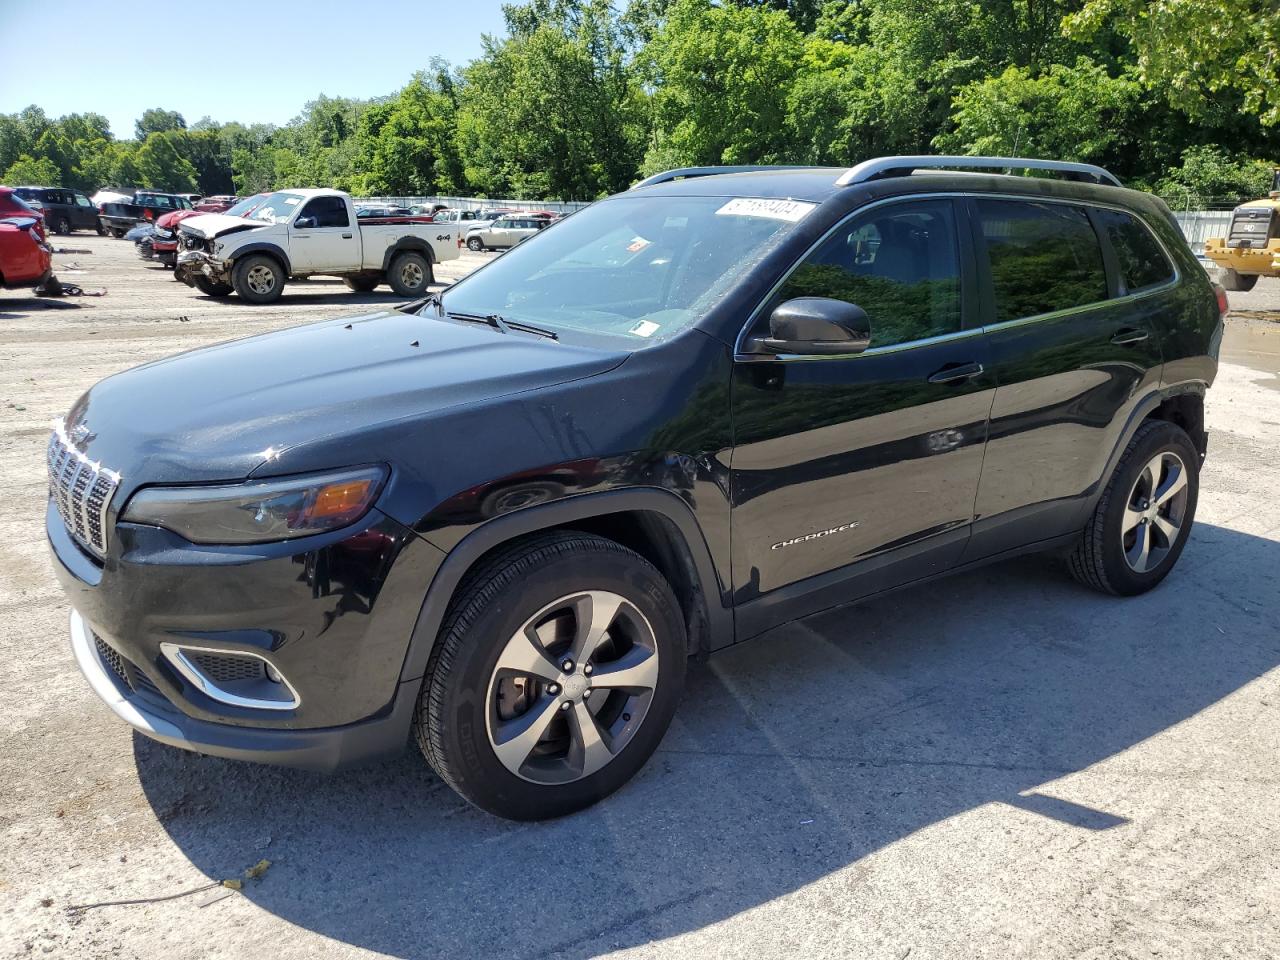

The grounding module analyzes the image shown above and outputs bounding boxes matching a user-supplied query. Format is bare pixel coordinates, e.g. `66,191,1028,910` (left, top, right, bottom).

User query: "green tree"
459,0,642,197
936,58,1140,164
642,0,803,170
135,132,198,191
1066,0,1280,125
1154,146,1277,205
135,108,187,140
2,154,61,186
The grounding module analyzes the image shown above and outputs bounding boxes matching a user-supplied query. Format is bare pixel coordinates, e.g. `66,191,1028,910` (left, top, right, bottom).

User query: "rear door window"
976,199,1108,322
75,193,93,207
1095,209,1174,293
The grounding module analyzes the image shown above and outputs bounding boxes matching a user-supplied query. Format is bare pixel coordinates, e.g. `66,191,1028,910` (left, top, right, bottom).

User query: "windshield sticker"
283,197,301,205
629,320,661,338
715,198,815,222
627,236,652,253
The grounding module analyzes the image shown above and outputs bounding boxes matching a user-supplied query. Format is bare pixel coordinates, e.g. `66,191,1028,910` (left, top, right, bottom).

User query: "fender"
381,237,433,273
1085,380,1208,518
227,241,292,276
398,487,732,682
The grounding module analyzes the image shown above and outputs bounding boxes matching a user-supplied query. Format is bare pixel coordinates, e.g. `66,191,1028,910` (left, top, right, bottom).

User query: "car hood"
63,310,626,495
178,213,268,239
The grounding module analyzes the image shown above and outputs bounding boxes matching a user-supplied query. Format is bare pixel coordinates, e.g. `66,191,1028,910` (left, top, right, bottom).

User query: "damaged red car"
0,214,54,290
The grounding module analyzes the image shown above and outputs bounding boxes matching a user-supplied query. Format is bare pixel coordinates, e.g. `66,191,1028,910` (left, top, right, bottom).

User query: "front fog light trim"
159,642,300,711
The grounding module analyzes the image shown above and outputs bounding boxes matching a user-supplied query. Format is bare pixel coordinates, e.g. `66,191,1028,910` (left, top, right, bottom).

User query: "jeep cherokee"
46,156,1225,820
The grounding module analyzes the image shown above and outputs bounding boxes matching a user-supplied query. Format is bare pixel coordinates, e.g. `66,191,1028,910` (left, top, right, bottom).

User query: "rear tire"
231,254,285,304
193,275,233,298
52,216,71,236
415,532,687,820
387,251,432,297
95,222,107,236
1068,420,1199,596
1219,267,1258,292
344,276,379,292
110,228,125,239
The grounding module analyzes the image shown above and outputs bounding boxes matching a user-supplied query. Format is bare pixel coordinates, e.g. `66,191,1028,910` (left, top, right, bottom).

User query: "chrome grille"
47,419,120,557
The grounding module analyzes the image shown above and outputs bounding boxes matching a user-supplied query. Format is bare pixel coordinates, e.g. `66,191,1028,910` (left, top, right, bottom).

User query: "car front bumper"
70,609,418,771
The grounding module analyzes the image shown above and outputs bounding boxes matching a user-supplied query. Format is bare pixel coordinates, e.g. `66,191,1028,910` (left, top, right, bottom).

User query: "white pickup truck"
174,188,459,304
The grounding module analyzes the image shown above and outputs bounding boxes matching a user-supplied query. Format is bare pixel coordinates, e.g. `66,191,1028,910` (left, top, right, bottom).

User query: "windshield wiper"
397,291,442,314
446,311,558,341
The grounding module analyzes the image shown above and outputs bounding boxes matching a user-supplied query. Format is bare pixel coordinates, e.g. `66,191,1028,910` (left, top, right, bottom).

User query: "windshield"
248,191,306,224
225,194,264,218
441,195,813,344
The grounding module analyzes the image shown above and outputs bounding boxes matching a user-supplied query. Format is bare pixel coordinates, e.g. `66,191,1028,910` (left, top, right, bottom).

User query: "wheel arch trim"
229,242,292,276
397,487,732,682
381,238,434,273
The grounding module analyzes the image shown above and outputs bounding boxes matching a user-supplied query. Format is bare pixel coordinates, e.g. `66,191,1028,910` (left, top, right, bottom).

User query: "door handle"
342,232,352,239
292,234,309,239
1111,327,1149,345
928,361,984,384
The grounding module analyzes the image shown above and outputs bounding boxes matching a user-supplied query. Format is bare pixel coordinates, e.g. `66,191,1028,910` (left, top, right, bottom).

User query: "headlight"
121,466,387,544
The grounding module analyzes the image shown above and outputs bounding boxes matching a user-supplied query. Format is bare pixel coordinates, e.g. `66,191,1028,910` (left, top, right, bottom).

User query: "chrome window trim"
733,191,1181,361
159,641,300,712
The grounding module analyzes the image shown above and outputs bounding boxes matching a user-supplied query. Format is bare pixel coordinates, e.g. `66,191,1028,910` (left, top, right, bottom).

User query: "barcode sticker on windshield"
715,198,815,222
629,320,660,338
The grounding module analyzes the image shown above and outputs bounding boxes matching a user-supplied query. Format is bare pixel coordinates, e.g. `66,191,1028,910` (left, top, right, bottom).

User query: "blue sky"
0,0,512,137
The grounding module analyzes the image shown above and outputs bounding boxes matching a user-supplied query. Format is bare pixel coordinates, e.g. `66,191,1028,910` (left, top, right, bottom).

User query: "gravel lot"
2,237,1279,959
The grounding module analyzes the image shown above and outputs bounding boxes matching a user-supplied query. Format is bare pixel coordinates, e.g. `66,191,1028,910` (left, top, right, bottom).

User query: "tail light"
143,209,154,221
1212,282,1229,318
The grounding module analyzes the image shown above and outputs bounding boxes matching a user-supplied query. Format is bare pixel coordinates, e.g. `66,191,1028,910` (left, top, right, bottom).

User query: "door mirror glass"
754,297,871,355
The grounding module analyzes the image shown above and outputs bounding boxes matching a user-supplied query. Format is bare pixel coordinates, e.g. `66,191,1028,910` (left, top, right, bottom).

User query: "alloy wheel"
1122,450,1189,573
400,260,425,289
245,264,276,296
484,590,660,785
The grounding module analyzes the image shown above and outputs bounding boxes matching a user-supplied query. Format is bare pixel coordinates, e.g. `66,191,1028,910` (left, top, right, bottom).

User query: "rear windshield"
440,195,814,345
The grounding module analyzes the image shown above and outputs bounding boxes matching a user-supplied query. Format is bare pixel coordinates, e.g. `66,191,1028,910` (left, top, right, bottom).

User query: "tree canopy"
3,0,1277,201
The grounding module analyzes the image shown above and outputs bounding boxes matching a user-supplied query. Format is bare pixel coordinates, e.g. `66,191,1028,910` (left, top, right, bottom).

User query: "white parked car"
174,188,459,304
464,216,549,252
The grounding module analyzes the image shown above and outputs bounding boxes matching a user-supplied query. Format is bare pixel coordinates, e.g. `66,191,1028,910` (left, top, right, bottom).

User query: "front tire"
415,532,687,820
1069,420,1199,596
467,236,485,252
231,254,285,304
1219,267,1258,292
387,251,432,297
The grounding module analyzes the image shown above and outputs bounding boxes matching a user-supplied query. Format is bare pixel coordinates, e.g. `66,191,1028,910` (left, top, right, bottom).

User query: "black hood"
64,310,625,498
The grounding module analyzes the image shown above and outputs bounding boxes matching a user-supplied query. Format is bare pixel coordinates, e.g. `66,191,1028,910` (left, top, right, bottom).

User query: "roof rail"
836,155,1122,188
631,165,826,190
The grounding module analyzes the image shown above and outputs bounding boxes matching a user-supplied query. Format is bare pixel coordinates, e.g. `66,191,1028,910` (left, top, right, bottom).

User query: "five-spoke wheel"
486,590,660,785
415,532,686,820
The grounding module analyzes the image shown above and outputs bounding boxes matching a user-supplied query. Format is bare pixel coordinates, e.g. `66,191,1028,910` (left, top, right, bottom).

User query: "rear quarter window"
1096,209,1175,293
976,199,1108,322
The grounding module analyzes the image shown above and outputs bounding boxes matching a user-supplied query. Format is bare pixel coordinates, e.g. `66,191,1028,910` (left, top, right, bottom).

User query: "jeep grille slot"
47,420,119,558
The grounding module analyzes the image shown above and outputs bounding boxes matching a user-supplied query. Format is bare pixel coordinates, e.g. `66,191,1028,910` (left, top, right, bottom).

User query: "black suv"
14,186,103,235
47,156,1223,820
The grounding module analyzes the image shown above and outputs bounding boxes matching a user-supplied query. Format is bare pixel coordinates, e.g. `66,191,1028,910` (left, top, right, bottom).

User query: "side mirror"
294,216,317,229
751,297,871,356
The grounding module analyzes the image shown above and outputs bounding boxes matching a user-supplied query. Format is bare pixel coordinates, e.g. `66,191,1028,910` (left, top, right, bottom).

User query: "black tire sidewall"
427,545,686,820
1097,423,1200,595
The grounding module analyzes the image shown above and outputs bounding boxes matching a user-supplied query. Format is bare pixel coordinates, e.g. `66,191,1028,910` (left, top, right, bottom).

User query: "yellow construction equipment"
1203,169,1280,291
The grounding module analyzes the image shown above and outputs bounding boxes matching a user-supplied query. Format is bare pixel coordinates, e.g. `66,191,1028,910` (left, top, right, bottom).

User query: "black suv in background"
14,186,102,234
47,156,1224,820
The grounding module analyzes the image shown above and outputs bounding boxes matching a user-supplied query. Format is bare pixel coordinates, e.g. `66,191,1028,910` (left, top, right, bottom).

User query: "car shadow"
135,522,1280,958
